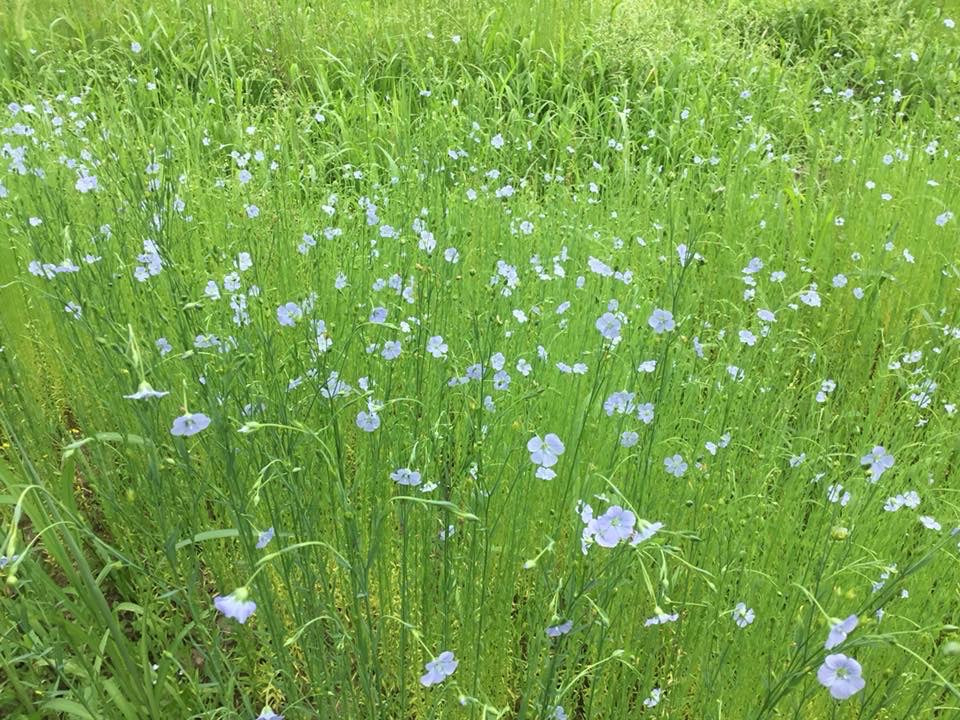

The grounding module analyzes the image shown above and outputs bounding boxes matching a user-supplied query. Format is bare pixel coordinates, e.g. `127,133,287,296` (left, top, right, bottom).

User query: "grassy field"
1,0,960,718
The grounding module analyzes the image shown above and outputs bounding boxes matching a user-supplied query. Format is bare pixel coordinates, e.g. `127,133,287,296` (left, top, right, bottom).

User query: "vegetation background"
1,0,959,718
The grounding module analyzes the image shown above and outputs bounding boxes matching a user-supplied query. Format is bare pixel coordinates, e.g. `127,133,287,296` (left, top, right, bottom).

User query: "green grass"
1,0,960,718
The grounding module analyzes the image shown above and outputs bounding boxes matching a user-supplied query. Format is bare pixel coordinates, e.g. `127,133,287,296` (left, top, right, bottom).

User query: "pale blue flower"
620,431,639,448
545,620,573,637
420,650,458,687
356,411,380,432
816,379,837,403
732,602,755,628
825,614,858,649
800,288,821,307
214,588,256,623
590,505,636,548
123,381,169,400
390,468,421,486
630,521,663,545
817,654,865,700
636,403,654,424
75,173,98,193
861,446,893,481
299,233,316,254
235,252,253,271
535,466,557,480
171,412,211,437
664,454,687,477
648,308,675,333
642,688,662,708
276,302,302,327
604,391,635,416
644,611,679,627
527,434,565,467
427,335,448,358
595,312,622,342
256,527,275,550
134,240,163,281
827,484,850,506
381,341,402,360
884,490,920,512
224,272,241,291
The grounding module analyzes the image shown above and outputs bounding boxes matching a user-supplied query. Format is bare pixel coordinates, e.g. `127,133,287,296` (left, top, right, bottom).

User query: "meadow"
1,0,959,718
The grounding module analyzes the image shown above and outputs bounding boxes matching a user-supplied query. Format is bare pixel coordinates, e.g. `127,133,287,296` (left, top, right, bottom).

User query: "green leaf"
62,432,148,460
115,602,144,615
175,528,240,550
41,699,97,719
390,496,479,521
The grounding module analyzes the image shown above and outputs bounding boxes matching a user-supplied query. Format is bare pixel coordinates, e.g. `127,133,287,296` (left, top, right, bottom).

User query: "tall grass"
1,0,959,718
